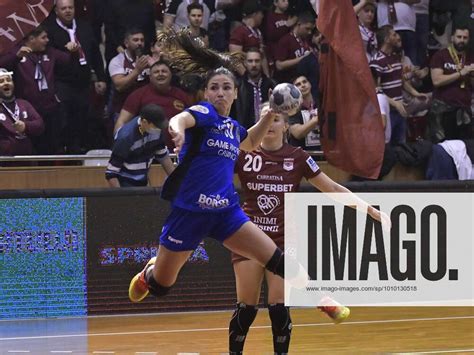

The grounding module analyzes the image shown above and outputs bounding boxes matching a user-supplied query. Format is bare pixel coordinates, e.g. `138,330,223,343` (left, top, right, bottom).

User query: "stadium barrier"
1,181,472,319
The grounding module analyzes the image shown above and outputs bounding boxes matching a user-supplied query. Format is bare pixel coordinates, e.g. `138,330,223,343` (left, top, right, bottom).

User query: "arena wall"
0,162,424,190
1,182,472,319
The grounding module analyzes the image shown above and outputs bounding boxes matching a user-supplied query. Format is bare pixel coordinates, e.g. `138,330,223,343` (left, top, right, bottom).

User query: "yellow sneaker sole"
128,273,149,303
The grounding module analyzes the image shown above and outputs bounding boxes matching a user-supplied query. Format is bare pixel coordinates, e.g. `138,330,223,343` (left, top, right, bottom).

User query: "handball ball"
269,83,303,116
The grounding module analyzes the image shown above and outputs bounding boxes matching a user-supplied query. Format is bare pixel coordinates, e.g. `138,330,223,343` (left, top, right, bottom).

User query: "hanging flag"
317,0,384,179
0,0,55,54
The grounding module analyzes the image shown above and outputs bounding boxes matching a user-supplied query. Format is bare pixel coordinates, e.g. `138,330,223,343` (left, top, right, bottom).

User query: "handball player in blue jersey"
128,67,295,303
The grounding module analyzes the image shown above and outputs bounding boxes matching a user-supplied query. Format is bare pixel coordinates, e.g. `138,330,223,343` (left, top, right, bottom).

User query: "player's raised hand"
169,126,184,155
260,104,276,122
168,111,196,155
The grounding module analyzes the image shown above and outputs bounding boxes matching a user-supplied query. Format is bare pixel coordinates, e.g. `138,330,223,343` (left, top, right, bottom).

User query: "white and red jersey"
236,143,320,248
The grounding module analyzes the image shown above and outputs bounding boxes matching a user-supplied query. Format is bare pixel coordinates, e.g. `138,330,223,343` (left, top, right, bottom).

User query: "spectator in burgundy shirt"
263,0,297,70
0,26,73,154
0,69,44,156
46,0,107,154
429,26,474,142
108,28,151,122
274,12,314,83
229,0,270,76
114,60,191,150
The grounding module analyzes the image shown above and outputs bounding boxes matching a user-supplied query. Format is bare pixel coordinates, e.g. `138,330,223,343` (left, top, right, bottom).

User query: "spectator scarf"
245,24,263,50
1,100,26,139
359,24,377,57
29,54,48,91
248,77,263,123
56,18,87,65
1,101,19,123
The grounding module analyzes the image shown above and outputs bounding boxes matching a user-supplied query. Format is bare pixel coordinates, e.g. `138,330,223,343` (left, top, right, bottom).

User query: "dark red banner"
0,0,54,54
317,0,384,179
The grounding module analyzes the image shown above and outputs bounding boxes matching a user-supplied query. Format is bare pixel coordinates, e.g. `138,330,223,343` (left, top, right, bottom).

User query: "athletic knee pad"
145,267,172,297
265,248,284,278
268,303,292,354
229,303,258,354
266,249,309,288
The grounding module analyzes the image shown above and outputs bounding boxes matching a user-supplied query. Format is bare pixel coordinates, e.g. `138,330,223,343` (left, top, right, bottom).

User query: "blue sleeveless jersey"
172,102,248,212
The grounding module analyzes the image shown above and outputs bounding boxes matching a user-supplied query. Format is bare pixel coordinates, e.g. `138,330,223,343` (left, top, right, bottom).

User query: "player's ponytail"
157,28,243,84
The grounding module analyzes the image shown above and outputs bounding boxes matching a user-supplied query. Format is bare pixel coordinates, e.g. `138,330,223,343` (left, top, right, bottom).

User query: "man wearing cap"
105,104,175,187
0,69,45,156
229,0,269,77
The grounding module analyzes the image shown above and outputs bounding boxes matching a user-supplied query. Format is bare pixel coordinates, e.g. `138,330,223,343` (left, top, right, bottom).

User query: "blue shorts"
158,205,250,251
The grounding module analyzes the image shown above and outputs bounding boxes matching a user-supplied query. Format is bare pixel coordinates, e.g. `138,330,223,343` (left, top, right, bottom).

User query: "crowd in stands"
0,0,473,180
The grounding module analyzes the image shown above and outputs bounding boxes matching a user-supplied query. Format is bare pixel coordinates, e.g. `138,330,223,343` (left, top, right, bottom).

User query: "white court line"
0,309,230,323
1,303,471,323
0,315,472,341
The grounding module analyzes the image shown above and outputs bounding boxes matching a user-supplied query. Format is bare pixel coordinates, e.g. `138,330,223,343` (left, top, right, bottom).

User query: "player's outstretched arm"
240,107,275,152
308,172,391,228
168,111,196,154
159,155,176,176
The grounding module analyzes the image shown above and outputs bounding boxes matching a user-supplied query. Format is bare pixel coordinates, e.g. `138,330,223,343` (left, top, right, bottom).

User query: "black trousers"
33,105,64,155
56,82,91,153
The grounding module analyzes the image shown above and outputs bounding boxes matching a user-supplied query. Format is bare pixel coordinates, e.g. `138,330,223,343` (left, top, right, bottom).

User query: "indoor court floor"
1,307,473,354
